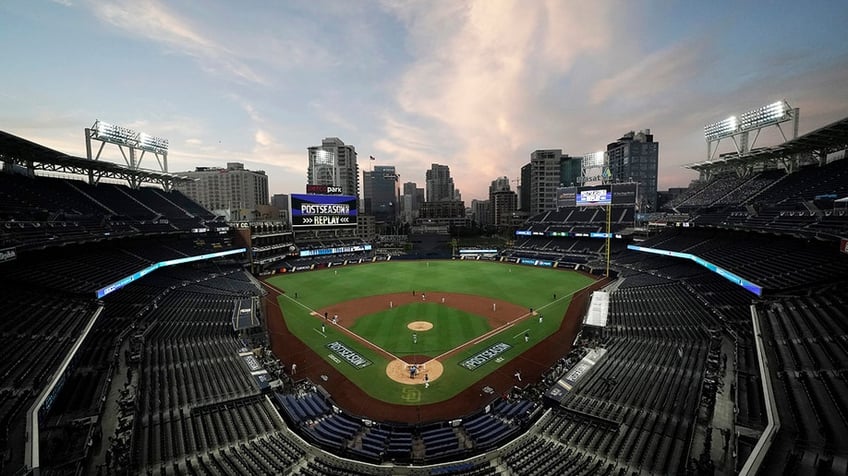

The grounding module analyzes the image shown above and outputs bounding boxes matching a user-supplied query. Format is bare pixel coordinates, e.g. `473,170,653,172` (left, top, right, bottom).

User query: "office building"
362,165,399,224
489,177,518,227
270,193,290,222
174,162,268,218
519,163,531,213
401,182,425,224
425,164,455,202
270,193,289,209
527,149,567,215
560,156,582,188
607,130,659,210
471,199,490,227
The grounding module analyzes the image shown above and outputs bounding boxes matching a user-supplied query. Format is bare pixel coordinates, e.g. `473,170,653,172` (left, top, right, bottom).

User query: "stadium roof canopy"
0,130,192,189
684,115,848,174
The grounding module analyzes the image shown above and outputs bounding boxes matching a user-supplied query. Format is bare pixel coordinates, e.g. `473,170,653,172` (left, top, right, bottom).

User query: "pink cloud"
378,0,615,199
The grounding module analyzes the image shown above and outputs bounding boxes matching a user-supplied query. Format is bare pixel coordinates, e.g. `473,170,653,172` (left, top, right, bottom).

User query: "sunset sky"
2,1,847,200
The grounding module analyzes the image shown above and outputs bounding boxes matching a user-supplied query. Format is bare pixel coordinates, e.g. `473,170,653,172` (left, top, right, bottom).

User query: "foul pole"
605,201,612,277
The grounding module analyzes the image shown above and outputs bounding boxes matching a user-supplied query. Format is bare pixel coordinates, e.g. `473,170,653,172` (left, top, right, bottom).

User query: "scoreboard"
576,187,612,206
290,194,357,228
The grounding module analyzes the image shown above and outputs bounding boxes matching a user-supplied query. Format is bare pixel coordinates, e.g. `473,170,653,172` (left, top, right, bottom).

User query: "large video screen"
610,182,637,205
291,194,357,228
576,186,612,206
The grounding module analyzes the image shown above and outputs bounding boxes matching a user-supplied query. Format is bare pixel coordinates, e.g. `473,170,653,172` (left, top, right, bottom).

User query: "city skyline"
2,1,847,201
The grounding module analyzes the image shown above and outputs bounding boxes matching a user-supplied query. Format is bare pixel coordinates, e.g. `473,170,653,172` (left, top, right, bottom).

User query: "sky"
1,1,848,202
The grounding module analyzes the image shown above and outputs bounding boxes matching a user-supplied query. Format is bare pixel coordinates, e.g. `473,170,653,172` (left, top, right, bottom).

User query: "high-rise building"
270,193,290,222
425,164,455,202
560,156,582,187
528,149,568,215
519,163,531,213
606,129,659,210
471,199,490,226
493,190,518,227
400,182,424,224
270,193,289,209
362,165,399,224
489,177,517,227
307,137,359,198
174,162,268,218
489,177,510,195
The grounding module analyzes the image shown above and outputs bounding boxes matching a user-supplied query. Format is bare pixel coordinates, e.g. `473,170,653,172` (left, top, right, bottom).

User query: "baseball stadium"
1,107,848,476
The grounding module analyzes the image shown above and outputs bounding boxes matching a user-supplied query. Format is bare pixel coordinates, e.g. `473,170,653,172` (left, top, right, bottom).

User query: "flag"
369,155,376,161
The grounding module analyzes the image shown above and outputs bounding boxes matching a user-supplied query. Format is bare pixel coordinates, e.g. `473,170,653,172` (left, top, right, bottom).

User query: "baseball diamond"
264,260,600,422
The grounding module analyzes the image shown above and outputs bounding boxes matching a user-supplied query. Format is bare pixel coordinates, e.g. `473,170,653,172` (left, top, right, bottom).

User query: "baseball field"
265,260,595,406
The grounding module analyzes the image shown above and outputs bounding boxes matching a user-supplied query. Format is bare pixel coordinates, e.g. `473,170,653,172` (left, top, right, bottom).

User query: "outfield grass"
267,260,595,405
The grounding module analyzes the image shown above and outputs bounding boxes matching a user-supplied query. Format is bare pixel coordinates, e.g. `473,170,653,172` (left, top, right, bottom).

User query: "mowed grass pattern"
350,303,491,357
267,260,595,405
268,260,581,309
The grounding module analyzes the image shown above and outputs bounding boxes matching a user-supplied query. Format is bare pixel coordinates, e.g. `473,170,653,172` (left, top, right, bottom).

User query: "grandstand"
2,108,848,476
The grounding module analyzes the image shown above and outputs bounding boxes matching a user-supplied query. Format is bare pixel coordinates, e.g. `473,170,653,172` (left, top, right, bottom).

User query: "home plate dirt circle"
407,321,434,331
386,358,444,384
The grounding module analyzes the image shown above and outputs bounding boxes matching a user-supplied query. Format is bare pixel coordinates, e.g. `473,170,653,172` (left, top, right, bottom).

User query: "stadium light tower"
704,100,798,160
581,151,607,186
84,120,170,189
310,149,339,186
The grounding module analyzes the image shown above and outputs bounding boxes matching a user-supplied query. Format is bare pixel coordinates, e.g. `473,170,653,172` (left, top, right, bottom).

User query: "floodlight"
138,132,169,153
583,151,605,167
95,120,111,134
704,116,738,141
738,100,788,131
315,150,333,165
93,120,138,145
91,120,168,153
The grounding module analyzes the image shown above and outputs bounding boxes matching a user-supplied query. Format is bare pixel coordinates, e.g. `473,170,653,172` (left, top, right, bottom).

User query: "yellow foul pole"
605,201,611,277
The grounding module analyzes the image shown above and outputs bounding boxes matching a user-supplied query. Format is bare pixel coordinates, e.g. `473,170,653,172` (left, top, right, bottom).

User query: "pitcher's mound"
386,359,444,384
407,321,433,331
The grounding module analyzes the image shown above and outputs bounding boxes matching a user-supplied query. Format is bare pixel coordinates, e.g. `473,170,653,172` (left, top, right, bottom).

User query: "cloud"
589,40,711,106
309,100,359,133
377,0,615,198
87,0,265,84
204,96,306,179
247,129,306,179
254,129,273,147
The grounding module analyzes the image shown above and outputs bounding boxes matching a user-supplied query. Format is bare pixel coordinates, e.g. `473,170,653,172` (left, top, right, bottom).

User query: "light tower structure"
84,120,170,189
704,100,799,160
310,149,338,186
581,151,607,186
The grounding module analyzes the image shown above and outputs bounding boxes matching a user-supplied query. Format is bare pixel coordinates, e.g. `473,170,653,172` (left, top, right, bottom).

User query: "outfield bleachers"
684,159,848,236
